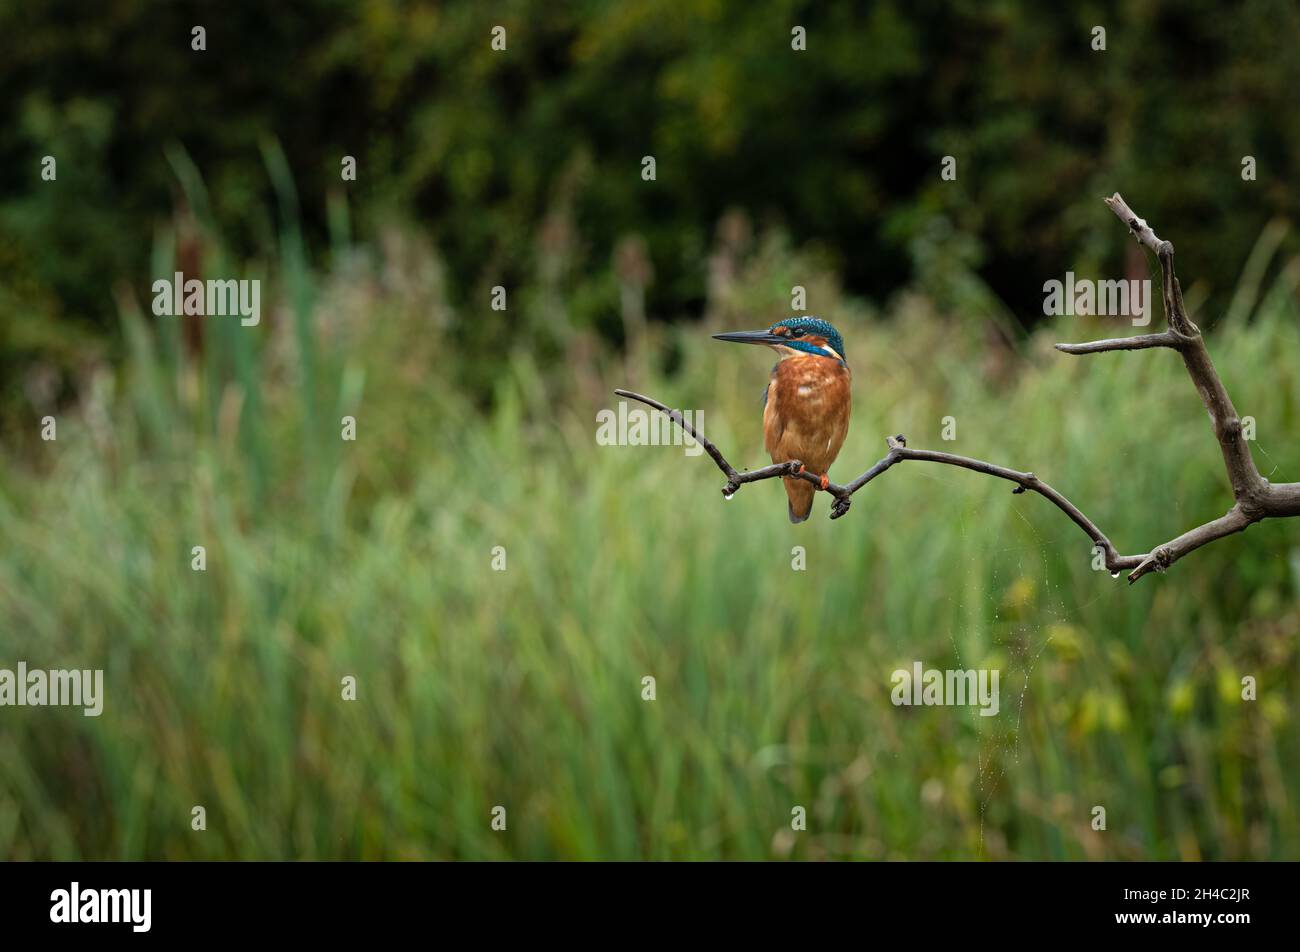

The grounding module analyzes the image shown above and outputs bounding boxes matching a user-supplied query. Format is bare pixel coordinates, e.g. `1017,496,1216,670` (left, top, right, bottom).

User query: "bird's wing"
762,361,781,409
762,369,785,458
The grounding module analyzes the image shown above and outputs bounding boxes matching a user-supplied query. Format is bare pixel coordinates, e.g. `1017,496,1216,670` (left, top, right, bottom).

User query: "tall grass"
1,213,1299,860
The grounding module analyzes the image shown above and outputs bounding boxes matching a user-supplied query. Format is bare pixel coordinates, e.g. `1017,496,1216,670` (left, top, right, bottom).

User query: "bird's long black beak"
712,329,785,346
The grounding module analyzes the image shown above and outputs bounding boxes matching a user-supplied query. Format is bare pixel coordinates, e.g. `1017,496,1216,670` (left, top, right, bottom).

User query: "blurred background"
2,0,1299,859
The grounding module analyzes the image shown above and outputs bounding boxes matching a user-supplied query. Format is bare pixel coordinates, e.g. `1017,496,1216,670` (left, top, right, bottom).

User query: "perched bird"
714,316,851,523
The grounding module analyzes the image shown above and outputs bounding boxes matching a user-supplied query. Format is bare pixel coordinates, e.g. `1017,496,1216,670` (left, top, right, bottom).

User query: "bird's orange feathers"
762,354,852,522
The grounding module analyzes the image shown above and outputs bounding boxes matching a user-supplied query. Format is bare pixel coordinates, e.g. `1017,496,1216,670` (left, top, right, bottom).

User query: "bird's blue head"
713,316,846,362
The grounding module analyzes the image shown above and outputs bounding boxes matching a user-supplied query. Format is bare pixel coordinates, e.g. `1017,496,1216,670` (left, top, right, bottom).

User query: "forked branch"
618,194,1300,583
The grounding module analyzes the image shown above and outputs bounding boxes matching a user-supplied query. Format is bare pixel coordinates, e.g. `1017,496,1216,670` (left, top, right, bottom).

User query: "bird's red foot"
796,464,806,475
819,473,830,490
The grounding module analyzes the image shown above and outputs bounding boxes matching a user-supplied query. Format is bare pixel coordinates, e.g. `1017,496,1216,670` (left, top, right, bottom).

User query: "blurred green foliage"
3,0,1300,861
1,198,1299,858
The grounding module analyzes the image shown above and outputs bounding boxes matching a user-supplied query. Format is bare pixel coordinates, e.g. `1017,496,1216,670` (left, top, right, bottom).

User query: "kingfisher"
713,316,851,523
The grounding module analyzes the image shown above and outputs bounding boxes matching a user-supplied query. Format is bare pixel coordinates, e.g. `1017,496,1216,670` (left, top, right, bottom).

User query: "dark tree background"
3,0,1299,404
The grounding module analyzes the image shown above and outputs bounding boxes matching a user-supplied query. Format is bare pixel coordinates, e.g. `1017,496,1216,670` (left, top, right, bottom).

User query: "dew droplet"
724,492,735,501
1110,571,1120,579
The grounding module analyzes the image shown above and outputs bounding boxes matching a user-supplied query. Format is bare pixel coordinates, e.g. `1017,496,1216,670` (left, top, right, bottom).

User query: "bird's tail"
784,476,814,524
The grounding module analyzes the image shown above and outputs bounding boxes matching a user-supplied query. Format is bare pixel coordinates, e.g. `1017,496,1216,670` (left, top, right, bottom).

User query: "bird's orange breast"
762,355,852,474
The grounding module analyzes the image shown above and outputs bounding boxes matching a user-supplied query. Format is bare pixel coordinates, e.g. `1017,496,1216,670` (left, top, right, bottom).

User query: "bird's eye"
789,328,804,337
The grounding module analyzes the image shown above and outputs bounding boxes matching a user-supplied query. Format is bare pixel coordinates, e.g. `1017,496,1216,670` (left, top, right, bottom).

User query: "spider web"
907,462,1187,858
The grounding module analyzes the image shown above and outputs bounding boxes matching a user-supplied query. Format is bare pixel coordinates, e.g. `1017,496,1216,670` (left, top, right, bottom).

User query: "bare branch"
612,388,740,484
618,193,1300,584
881,441,1144,573
1102,192,1164,256
1054,330,1191,355
1103,191,1198,336
613,388,826,498
614,391,1140,571
1126,507,1254,583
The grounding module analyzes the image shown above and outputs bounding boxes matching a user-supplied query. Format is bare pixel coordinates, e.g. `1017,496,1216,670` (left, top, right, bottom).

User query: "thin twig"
1054,330,1192,355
